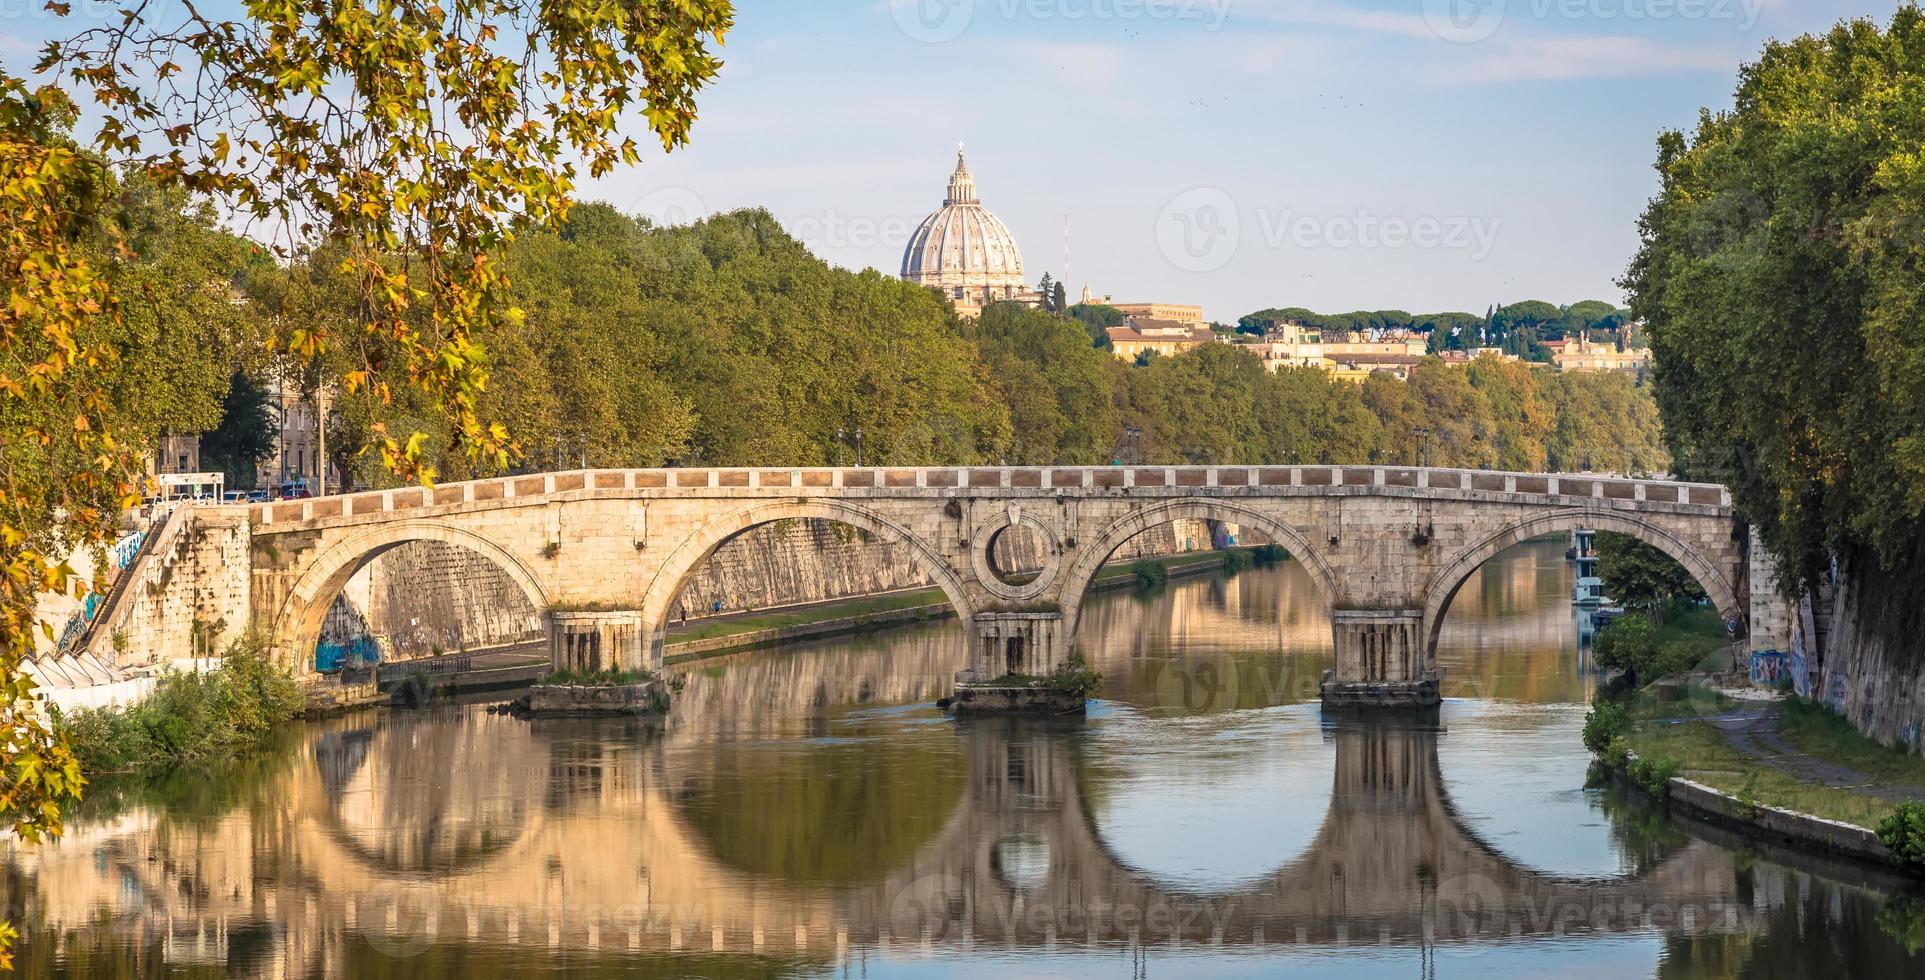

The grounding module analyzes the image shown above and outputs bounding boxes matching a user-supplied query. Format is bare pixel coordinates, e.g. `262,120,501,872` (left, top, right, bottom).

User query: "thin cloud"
1453,34,1737,82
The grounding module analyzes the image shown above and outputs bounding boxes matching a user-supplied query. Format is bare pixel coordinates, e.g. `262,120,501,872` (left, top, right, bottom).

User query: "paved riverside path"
1704,702,1925,806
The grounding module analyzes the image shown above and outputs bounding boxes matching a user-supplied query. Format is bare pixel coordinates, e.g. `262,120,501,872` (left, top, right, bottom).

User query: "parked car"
279,483,314,500
245,488,271,503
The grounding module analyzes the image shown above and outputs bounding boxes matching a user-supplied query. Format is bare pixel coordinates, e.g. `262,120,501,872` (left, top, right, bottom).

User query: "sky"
586,0,1889,322
1,0,1900,323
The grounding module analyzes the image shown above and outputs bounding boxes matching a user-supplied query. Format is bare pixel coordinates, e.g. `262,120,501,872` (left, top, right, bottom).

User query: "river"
5,539,1919,977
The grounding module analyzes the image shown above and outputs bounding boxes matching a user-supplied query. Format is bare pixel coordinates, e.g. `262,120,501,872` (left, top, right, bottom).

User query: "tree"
970,303,1115,464
1623,8,1925,601
0,3,734,961
1068,303,1124,350
1596,531,1707,625
1036,273,1055,311
200,373,278,489
1052,280,1068,316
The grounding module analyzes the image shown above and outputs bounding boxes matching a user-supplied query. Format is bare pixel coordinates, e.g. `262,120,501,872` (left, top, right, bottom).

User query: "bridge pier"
961,612,1066,684
1322,609,1440,709
548,610,647,675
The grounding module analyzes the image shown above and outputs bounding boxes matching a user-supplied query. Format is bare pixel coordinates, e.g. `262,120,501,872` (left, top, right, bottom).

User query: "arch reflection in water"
8,556,1923,978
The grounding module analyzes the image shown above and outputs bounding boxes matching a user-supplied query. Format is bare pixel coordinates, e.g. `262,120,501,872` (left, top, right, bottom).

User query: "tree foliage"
200,372,278,488
1624,7,1925,593
1596,530,1708,622
0,4,735,962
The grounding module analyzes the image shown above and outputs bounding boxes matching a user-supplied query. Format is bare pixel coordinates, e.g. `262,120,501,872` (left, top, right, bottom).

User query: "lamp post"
835,428,845,468
854,427,864,467
1414,426,1432,468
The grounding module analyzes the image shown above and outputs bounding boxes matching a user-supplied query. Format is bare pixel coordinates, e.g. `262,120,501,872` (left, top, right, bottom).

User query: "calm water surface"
7,540,1921,977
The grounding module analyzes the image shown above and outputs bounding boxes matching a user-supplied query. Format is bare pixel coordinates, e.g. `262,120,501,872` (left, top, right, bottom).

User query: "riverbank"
662,549,1259,663
1604,681,1925,870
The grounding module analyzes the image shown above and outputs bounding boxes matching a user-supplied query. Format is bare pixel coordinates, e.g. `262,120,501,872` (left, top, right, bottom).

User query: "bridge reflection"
10,702,1771,977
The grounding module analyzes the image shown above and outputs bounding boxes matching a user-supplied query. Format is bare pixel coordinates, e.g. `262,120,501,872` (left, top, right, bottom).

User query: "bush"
1130,559,1168,590
1601,735,1633,772
1046,652,1103,699
1595,617,1699,685
1221,549,1255,574
59,632,304,775
1629,755,1681,796
1252,544,1290,566
1878,802,1925,873
1595,616,1657,675
1583,700,1630,755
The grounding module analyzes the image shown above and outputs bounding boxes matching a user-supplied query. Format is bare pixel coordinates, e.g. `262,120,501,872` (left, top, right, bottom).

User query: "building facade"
1552,336,1651,374
1107,317,1217,361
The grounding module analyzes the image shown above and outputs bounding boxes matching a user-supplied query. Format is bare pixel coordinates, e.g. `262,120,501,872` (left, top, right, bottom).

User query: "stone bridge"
243,465,1780,706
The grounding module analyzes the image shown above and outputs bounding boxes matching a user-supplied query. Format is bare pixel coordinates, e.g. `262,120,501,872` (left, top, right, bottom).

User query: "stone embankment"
321,517,1226,665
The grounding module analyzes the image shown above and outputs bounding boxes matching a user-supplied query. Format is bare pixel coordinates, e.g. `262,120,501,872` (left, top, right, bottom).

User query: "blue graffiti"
314,637,382,673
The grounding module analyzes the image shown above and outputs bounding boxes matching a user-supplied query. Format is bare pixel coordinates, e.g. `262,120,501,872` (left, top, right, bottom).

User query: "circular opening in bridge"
984,523,1048,587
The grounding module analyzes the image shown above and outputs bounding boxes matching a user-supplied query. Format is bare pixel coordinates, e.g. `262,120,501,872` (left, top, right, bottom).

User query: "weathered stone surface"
523,680,667,717
96,466,1777,711
945,683,1086,715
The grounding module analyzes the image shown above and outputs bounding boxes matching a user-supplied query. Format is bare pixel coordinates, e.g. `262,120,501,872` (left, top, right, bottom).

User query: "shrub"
1221,549,1255,574
1595,616,1658,676
1878,802,1925,873
1583,700,1630,755
1130,559,1168,590
59,632,304,775
1595,617,1697,684
1046,652,1102,699
1601,735,1633,772
1629,755,1681,796
1252,544,1290,566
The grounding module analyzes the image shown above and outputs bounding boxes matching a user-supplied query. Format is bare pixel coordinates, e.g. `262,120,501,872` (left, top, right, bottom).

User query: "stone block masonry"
321,539,543,660
95,510,252,670
316,517,1225,663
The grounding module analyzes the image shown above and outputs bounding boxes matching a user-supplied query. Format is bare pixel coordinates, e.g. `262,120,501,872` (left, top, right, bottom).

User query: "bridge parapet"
247,466,1734,535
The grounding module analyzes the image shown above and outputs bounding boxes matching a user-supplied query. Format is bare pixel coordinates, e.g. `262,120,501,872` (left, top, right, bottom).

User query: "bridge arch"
273,519,552,675
636,498,977,661
1057,498,1338,640
1420,509,1741,659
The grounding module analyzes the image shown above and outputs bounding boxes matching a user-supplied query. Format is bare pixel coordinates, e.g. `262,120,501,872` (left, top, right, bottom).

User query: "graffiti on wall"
1750,649,1790,689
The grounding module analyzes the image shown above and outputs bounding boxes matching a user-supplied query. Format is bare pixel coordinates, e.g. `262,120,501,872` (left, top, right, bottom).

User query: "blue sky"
592,0,1888,322
3,0,1898,322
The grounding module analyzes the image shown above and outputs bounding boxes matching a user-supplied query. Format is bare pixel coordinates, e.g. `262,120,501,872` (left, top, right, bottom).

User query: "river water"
7,539,1921,977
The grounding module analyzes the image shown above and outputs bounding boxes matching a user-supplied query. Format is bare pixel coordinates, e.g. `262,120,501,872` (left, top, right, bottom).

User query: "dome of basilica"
900,149,1032,316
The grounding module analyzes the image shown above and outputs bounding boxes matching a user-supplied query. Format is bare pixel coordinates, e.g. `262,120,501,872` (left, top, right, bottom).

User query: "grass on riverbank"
55,633,305,776
1619,685,1925,829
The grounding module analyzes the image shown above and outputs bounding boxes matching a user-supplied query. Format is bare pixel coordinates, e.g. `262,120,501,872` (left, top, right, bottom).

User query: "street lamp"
1414,426,1432,468
854,427,864,467
835,428,845,468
